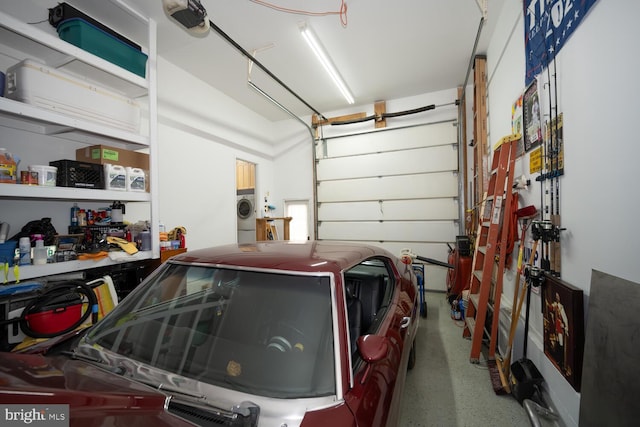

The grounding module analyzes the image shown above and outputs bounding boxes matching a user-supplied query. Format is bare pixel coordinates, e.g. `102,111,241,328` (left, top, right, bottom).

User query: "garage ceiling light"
300,22,354,105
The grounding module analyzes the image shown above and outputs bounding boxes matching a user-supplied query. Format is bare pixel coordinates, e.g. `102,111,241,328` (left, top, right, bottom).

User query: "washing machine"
237,190,256,244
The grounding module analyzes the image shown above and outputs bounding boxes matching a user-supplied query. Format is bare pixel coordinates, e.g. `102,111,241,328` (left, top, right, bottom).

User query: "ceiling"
15,0,507,122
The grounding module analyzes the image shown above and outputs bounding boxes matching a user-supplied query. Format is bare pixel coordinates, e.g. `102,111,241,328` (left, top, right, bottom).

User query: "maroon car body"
0,241,419,427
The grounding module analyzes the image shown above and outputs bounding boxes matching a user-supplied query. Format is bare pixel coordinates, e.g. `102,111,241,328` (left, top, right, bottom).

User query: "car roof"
168,240,397,276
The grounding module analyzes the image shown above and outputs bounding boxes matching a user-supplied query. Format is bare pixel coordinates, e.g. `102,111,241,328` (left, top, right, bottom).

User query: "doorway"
236,159,256,244
284,199,310,241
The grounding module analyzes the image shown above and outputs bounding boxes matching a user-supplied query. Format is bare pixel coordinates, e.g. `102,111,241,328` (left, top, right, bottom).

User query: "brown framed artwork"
542,273,584,391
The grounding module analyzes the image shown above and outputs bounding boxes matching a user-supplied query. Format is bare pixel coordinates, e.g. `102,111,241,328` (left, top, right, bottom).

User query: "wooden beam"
473,56,488,234
374,101,386,128
312,112,367,127
312,112,368,139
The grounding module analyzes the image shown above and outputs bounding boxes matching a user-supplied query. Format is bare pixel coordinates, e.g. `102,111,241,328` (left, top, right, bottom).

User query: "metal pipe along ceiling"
207,18,327,120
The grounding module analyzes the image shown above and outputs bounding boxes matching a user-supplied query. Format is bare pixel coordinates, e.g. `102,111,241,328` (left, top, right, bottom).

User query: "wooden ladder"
463,134,519,363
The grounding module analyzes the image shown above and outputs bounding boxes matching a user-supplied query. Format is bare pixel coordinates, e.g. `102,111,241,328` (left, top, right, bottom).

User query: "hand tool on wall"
495,204,537,389
500,236,539,387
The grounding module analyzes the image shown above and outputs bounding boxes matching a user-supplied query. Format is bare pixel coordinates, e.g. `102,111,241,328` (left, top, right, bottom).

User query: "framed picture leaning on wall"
542,273,584,391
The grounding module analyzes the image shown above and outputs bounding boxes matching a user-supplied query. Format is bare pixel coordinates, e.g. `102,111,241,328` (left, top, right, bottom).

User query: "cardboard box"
76,145,149,170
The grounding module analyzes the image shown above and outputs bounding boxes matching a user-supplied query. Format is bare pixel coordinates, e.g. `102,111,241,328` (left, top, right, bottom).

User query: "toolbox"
5,59,141,133
50,159,105,189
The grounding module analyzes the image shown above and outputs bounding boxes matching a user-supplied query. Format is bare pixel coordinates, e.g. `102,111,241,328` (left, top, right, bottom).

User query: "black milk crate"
50,159,104,189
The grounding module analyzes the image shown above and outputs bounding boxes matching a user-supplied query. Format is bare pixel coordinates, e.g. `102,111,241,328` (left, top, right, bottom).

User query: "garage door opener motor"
163,0,210,33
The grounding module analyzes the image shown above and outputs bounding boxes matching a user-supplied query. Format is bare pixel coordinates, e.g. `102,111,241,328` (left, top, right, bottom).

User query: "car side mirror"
357,335,388,384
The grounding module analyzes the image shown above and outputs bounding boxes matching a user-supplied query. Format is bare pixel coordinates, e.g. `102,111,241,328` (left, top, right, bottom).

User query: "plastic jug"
19,237,31,265
33,236,47,265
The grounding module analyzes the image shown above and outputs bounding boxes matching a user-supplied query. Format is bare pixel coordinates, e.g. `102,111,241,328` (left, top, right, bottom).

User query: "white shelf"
0,11,148,97
5,251,154,282
0,6,160,275
0,183,150,202
0,97,149,148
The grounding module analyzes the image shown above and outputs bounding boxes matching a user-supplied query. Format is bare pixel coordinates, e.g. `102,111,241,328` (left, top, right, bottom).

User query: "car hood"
0,352,195,426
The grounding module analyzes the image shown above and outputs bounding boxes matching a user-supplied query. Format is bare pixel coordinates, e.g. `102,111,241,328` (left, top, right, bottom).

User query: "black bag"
511,358,544,403
9,217,58,246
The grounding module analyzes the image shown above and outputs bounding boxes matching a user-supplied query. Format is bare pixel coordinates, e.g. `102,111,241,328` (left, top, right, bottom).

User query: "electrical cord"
249,0,348,27
20,281,98,339
330,104,437,126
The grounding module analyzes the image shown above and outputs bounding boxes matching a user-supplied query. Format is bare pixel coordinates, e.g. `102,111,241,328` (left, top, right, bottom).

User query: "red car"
0,241,419,426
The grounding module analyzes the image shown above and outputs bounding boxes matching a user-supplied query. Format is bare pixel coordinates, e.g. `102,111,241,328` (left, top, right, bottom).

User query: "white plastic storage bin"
4,59,141,133
28,165,57,186
104,164,126,191
125,167,146,192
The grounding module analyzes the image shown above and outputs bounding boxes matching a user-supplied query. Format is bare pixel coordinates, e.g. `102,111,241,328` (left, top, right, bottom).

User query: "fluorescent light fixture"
300,22,355,105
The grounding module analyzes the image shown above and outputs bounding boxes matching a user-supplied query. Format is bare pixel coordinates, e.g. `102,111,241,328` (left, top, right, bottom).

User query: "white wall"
485,1,640,426
270,125,315,234
136,58,284,250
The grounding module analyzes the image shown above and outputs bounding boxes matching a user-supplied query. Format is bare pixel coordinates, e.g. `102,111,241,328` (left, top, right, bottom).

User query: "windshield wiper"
136,378,260,423
61,350,126,375
136,378,206,399
168,398,261,427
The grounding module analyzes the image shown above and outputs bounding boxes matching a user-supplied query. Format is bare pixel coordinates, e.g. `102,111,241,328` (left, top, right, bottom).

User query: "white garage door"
315,121,460,291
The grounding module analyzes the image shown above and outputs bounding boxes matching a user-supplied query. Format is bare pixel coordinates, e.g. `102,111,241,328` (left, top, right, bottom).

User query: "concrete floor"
400,291,530,426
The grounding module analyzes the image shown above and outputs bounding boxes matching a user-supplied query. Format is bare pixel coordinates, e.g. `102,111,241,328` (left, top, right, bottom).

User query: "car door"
344,257,417,427
386,260,418,425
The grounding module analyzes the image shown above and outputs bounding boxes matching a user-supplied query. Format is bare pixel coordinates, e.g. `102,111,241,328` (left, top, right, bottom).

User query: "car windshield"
82,263,335,399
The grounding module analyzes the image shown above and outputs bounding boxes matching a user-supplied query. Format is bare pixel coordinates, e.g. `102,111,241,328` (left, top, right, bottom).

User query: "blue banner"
524,0,599,85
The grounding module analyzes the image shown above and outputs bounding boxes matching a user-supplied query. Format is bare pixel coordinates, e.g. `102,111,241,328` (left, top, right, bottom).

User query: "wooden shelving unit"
256,217,292,241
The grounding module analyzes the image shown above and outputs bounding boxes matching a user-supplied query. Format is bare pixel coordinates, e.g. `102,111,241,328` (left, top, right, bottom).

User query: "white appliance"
237,191,256,244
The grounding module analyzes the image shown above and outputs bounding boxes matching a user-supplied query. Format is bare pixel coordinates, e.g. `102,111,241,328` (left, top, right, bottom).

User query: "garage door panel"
318,199,459,221
318,221,457,243
316,145,457,181
317,172,458,202
317,121,457,158
315,109,461,285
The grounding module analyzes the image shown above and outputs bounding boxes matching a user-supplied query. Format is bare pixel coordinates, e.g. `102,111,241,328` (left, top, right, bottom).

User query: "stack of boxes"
75,145,148,192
